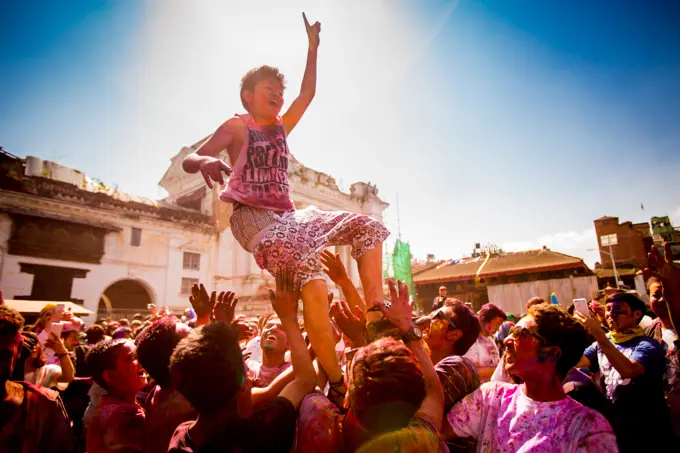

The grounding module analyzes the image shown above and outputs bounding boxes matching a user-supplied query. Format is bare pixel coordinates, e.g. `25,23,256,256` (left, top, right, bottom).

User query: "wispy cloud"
502,228,599,267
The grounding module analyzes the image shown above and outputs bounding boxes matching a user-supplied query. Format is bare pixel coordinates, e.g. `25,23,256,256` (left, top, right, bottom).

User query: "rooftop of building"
0,152,212,228
594,215,619,222
413,248,590,284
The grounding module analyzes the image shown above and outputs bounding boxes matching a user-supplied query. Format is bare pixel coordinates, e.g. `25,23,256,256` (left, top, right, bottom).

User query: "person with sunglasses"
443,303,617,452
575,291,673,452
425,304,481,366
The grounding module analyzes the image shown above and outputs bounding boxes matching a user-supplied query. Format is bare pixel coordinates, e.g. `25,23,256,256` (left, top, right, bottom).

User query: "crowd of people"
0,243,678,452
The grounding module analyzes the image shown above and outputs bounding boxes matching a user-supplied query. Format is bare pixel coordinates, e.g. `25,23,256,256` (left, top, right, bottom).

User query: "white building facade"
0,146,388,321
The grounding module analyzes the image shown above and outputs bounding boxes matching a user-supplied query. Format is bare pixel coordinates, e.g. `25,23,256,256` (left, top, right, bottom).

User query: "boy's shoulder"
226,114,248,128
222,115,248,140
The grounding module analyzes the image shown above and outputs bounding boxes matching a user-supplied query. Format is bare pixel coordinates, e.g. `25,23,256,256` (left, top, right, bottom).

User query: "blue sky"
2,0,679,266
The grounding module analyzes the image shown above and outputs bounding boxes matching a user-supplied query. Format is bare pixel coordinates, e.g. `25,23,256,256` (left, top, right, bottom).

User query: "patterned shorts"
252,207,390,287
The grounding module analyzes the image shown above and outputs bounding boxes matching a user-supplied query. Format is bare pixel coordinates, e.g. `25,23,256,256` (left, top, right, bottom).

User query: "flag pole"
396,193,402,240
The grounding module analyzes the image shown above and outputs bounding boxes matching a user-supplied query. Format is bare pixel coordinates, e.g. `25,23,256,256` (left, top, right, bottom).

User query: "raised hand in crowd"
213,290,239,324
377,280,445,430
268,270,317,409
189,283,216,326
645,241,680,330
330,298,367,347
45,332,75,384
321,250,349,284
321,250,367,316
232,317,255,342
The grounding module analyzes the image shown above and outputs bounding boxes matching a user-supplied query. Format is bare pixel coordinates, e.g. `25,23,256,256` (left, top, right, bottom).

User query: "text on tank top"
220,114,295,211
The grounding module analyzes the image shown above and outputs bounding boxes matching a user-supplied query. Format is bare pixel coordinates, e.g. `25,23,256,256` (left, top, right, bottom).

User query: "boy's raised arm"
283,12,320,135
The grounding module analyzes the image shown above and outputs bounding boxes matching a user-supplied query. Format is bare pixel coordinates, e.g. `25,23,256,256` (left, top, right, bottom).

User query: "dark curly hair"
349,338,426,435
477,303,507,325
0,306,24,339
136,318,190,389
85,339,130,390
240,65,286,112
528,304,590,379
449,303,481,356
169,322,244,415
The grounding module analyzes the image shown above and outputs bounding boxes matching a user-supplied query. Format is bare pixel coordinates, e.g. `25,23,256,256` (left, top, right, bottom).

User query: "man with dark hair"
168,270,316,452
526,296,545,311
424,302,482,446
136,318,196,453
445,304,616,451
576,292,672,452
246,316,291,387
426,303,481,365
465,303,507,382
0,306,74,452
85,339,147,453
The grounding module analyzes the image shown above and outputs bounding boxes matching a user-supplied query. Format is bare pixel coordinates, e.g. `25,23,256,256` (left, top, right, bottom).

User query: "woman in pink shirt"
182,13,389,406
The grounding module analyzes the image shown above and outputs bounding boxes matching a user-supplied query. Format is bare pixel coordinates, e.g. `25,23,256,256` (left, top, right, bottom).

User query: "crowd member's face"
503,316,551,381
63,331,79,351
261,319,288,353
0,332,22,383
605,300,641,332
424,307,460,351
30,342,46,368
649,282,667,319
104,342,147,396
483,316,505,336
439,288,447,297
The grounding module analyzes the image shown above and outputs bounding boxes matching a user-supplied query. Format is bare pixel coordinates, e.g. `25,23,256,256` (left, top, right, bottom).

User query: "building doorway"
98,279,153,320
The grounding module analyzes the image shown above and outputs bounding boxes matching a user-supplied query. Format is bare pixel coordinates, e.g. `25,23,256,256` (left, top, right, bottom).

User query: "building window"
131,228,142,247
181,277,199,294
183,252,201,270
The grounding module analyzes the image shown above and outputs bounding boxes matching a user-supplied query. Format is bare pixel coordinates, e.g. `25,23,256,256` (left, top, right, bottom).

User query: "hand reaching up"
376,280,413,333
645,242,680,326
213,291,239,324
190,283,216,319
232,318,255,342
321,251,349,284
303,12,321,48
330,299,367,347
269,270,301,323
45,332,67,355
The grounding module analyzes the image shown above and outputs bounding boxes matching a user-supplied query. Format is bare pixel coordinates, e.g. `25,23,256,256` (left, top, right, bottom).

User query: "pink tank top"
219,114,295,211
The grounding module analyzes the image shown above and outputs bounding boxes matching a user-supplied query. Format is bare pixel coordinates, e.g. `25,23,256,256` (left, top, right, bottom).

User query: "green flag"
392,239,418,309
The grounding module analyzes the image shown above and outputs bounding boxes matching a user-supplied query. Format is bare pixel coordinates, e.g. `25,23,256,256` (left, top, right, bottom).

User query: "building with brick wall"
593,216,649,270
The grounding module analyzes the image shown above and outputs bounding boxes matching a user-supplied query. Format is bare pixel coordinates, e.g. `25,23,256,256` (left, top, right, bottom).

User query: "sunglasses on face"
508,325,549,345
430,309,457,330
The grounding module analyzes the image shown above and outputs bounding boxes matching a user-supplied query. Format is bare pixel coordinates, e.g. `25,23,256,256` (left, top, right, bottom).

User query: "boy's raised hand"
303,12,321,48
